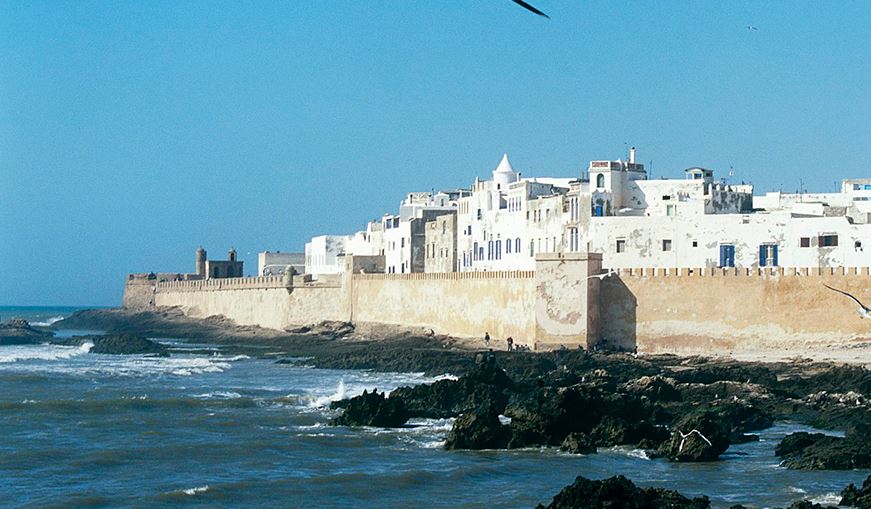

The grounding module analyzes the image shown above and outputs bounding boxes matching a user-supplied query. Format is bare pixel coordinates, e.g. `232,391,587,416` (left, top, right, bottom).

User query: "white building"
258,251,305,276
303,148,871,276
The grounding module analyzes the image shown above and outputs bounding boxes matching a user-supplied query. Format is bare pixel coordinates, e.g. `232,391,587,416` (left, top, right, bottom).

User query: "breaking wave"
30,315,65,327
0,342,92,363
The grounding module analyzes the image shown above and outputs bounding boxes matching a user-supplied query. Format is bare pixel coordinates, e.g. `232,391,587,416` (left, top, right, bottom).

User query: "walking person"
484,331,490,347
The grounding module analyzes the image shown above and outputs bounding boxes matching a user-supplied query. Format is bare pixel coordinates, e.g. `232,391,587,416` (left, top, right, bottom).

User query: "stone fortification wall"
138,258,871,355
600,266,871,354
153,276,347,330
351,271,536,342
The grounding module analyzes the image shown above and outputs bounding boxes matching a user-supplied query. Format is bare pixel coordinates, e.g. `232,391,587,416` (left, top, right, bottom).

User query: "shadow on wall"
599,276,637,352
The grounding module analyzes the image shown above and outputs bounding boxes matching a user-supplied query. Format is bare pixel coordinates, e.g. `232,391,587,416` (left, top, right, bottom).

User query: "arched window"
506,239,512,254
496,240,502,259
473,242,478,261
516,238,521,253
596,173,605,189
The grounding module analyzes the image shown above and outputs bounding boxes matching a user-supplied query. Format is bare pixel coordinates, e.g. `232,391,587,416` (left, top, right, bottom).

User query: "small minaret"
228,247,237,262
195,246,206,276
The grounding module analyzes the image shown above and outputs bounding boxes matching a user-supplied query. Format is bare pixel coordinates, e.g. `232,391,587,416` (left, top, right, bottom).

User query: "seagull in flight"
587,269,618,281
824,284,871,319
510,0,549,18
746,25,758,31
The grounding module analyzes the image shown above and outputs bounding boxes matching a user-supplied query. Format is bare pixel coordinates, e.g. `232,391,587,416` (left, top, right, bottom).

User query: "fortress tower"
228,247,237,262
196,247,207,276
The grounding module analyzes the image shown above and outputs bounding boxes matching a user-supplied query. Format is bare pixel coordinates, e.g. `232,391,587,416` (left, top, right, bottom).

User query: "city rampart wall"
600,266,871,354
351,271,536,342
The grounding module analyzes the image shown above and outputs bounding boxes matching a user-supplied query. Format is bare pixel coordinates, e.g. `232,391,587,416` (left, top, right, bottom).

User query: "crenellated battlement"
352,270,535,281
612,266,871,277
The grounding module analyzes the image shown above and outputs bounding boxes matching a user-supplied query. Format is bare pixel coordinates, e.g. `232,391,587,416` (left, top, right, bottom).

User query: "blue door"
594,205,603,217
719,245,735,267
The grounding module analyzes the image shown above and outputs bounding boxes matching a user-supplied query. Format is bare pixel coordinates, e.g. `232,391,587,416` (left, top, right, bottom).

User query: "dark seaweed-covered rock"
621,375,681,402
589,415,670,448
841,475,871,508
668,361,777,387
535,475,710,509
390,364,512,418
329,389,409,428
560,432,596,454
51,334,168,355
775,429,871,470
444,406,510,450
659,410,731,462
0,319,54,345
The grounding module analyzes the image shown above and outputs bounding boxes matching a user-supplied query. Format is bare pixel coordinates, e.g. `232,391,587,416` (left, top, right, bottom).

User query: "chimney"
629,147,636,164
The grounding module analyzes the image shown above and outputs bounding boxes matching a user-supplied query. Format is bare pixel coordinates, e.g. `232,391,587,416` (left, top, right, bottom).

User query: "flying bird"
824,284,871,319
746,25,758,31
587,269,618,280
510,0,549,18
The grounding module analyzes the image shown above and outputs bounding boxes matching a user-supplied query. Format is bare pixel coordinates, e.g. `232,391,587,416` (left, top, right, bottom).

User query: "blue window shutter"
759,245,767,267
772,245,779,266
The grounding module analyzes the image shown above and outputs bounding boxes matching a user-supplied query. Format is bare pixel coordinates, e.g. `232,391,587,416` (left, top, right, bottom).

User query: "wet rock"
0,319,54,345
776,429,871,470
621,375,681,402
329,389,409,428
535,474,710,509
589,415,669,448
659,410,731,462
841,474,871,508
560,432,596,454
444,406,510,450
668,360,777,387
390,364,511,419
51,334,168,355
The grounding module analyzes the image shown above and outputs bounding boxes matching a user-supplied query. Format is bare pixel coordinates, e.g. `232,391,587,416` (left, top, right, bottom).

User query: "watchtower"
195,247,206,276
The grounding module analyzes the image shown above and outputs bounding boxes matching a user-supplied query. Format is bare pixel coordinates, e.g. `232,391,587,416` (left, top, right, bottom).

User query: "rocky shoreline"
49,307,871,507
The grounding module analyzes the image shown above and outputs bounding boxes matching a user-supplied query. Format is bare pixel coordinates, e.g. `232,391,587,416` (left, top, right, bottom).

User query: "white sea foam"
787,486,807,494
809,493,841,505
181,485,209,495
0,343,92,363
194,391,242,399
308,380,346,408
30,315,65,327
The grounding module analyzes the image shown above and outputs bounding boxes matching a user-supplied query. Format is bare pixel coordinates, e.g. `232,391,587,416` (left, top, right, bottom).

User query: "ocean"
0,306,867,508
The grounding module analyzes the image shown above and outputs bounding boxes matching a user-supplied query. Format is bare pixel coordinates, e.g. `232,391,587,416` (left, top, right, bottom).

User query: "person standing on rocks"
484,332,490,347
506,336,514,352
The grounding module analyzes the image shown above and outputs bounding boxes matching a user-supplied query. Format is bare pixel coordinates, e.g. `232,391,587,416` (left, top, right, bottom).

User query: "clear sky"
2,1,869,306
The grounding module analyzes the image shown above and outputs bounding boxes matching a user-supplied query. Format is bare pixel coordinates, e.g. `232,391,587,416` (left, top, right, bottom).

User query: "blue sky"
2,1,870,306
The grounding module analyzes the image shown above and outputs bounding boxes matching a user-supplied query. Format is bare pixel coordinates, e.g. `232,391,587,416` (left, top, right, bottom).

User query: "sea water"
0,307,867,508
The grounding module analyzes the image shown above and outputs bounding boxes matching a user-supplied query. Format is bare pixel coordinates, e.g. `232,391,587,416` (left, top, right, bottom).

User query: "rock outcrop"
535,475,710,509
0,319,54,345
775,429,871,470
329,389,409,428
841,475,871,508
51,334,168,356
444,406,510,450
658,410,731,462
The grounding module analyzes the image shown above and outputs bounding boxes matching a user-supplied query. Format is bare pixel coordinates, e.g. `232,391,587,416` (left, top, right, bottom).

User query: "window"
666,204,676,217
529,240,534,257
856,241,863,252
393,217,399,228
401,238,405,248
616,239,626,253
516,238,521,253
488,241,493,260
759,244,778,267
473,242,478,260
596,173,605,188
800,237,810,248
496,240,502,259
854,184,861,190
692,240,698,248
866,185,871,190
477,209,482,220
719,244,735,267
662,195,671,200
506,239,512,254
662,239,672,252
819,234,838,247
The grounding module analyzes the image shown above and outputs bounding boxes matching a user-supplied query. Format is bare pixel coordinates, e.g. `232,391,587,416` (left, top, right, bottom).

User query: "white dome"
492,153,519,187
